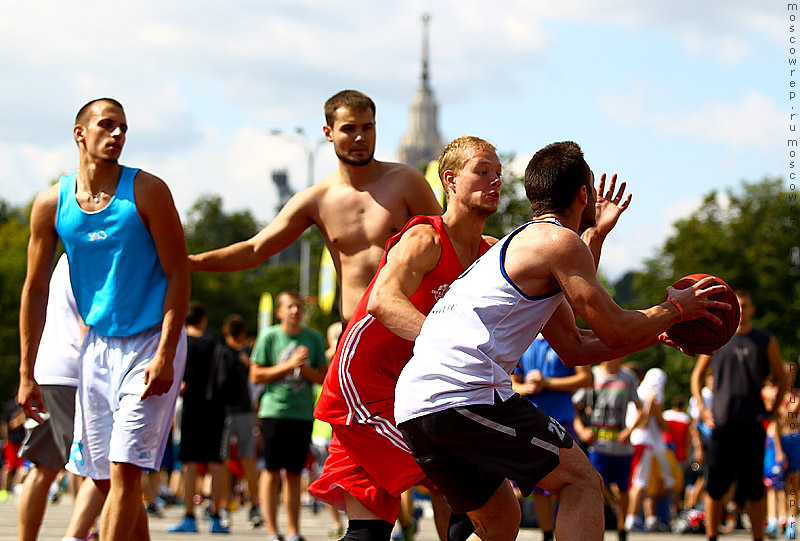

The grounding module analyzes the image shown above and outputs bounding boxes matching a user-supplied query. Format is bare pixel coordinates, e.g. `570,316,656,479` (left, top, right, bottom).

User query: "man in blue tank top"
18,98,190,541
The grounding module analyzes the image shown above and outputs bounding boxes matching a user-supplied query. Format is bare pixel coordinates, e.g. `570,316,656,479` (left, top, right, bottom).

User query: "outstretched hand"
592,173,632,238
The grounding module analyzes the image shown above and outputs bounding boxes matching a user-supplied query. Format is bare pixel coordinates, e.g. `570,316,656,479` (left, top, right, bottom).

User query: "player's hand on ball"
666,275,731,325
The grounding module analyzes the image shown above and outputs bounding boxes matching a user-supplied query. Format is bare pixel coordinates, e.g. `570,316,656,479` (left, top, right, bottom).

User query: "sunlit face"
276,294,304,328
578,170,597,234
323,106,376,167
447,147,502,217
74,101,127,163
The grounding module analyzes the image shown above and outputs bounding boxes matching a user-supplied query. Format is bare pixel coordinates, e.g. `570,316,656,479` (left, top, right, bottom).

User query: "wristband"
666,299,685,322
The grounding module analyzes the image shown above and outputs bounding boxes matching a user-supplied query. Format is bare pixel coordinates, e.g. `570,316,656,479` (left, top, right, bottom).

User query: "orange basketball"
665,274,741,355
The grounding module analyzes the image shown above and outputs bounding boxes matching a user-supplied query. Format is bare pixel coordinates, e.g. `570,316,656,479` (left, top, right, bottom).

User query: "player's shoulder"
132,169,169,191
514,221,586,259
401,221,440,245
34,182,61,205
376,160,426,183
378,160,423,176
30,183,61,221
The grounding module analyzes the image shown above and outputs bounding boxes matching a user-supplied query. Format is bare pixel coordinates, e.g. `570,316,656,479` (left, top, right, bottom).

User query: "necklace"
78,174,116,204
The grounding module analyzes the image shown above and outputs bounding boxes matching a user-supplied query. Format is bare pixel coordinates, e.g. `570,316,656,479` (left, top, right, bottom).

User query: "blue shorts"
589,452,632,490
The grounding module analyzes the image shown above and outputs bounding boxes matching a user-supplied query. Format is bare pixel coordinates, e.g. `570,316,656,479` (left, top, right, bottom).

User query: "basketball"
665,273,741,355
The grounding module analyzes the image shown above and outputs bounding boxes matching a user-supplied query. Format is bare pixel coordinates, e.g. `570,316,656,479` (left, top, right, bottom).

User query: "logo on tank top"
87,230,108,242
431,283,449,300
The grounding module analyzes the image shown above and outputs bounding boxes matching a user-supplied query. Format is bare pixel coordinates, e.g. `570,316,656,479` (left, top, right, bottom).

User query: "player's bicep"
24,190,59,289
368,226,440,310
137,176,188,278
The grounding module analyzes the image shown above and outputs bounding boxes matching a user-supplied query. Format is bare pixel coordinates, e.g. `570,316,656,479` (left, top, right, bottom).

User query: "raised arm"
18,186,60,422
366,224,442,341
582,173,631,269
135,172,191,398
189,188,316,272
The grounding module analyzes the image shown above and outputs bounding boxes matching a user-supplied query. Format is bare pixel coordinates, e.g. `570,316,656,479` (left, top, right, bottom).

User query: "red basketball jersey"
315,214,490,426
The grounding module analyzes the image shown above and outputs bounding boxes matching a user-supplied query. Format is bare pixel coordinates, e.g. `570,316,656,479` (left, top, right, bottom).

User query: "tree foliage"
618,178,798,401
0,204,31,404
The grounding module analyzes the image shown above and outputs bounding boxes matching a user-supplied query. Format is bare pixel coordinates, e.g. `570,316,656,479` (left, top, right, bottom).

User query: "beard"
335,147,374,167
577,204,596,235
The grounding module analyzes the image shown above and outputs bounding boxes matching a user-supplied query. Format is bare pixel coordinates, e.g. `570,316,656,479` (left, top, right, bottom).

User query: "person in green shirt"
250,290,326,541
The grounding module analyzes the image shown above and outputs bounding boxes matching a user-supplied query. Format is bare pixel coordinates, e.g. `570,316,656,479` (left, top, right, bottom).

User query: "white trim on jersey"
336,314,411,453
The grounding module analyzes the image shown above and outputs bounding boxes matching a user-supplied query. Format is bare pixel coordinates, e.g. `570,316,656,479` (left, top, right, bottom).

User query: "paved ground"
0,491,753,540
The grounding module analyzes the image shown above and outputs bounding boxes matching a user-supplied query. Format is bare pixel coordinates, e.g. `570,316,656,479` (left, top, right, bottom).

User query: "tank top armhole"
499,219,564,301
55,173,75,234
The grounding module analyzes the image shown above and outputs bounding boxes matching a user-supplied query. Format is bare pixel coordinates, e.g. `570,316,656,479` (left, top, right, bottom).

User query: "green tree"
619,178,798,401
0,201,31,404
482,153,532,239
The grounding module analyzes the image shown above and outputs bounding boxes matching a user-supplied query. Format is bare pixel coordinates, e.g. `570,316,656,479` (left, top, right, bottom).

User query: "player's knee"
473,517,519,541
341,519,394,541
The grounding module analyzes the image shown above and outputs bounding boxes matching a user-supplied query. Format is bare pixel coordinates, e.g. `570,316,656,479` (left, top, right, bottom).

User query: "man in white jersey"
395,141,731,541
18,98,190,541
17,254,87,541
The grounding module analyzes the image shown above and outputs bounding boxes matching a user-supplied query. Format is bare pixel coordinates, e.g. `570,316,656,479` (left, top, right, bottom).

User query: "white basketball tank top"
34,253,82,386
395,220,566,424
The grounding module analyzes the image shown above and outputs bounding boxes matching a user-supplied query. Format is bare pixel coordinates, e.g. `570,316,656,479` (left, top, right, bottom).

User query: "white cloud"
599,88,782,150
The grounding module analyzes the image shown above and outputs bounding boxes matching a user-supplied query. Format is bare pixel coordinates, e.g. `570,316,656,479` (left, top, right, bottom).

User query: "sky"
0,1,785,281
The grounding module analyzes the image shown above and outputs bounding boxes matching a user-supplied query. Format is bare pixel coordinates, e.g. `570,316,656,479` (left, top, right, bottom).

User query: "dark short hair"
75,98,124,126
185,300,206,326
671,394,686,411
524,141,591,215
324,90,376,126
223,313,246,339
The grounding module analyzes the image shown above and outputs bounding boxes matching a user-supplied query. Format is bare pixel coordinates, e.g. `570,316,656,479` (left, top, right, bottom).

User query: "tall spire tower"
398,13,444,170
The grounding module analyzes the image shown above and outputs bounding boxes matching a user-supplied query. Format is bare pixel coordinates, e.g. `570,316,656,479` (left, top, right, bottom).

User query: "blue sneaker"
785,521,796,539
210,516,230,534
167,515,198,533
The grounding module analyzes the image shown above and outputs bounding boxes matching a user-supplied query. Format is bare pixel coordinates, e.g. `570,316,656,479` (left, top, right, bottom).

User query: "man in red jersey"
310,136,631,541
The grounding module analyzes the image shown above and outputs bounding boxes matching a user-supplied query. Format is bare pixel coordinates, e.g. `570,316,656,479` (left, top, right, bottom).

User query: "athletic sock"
341,519,394,541
448,512,475,541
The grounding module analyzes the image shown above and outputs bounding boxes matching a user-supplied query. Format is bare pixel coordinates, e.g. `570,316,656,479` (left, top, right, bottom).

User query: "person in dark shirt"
215,314,263,528
691,289,787,541
167,301,228,534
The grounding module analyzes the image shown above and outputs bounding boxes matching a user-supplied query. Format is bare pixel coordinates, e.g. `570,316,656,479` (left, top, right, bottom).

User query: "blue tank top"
56,166,167,337
515,337,576,424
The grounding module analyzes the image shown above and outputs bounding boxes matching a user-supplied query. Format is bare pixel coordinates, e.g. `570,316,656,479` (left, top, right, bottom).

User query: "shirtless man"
395,141,731,541
18,98,189,541
189,90,442,322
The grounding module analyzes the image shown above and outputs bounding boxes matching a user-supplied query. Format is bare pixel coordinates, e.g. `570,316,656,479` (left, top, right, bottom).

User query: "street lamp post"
270,128,326,300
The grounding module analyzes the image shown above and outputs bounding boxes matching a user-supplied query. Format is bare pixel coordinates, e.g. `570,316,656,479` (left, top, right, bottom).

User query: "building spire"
421,13,430,88
398,13,444,170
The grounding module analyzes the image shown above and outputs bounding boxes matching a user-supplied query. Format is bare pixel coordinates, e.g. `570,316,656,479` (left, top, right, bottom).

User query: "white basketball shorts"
66,325,187,480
